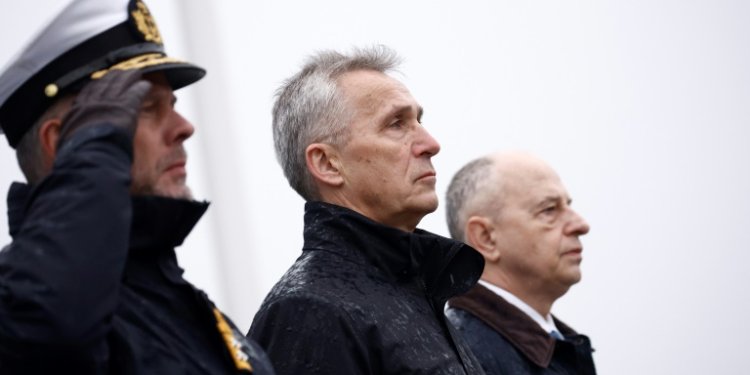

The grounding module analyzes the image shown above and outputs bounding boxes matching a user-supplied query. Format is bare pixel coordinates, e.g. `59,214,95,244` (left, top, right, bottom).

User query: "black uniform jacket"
0,124,274,374
249,201,486,375
446,284,596,375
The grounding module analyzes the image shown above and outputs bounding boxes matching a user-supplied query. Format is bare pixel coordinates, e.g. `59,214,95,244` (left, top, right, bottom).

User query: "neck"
483,272,560,317
318,193,420,232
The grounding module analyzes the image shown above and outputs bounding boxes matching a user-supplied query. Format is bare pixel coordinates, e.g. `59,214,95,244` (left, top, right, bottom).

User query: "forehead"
501,161,568,206
337,70,417,117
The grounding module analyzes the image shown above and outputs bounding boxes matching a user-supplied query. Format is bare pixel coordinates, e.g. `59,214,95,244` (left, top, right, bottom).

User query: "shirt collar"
478,279,560,335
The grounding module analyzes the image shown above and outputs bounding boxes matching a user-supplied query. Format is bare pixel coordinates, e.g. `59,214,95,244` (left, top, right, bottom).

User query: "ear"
39,118,63,166
305,143,344,188
465,216,501,263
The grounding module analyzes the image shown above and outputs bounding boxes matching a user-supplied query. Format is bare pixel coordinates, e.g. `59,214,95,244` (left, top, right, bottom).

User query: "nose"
565,208,590,236
413,124,440,157
167,110,194,144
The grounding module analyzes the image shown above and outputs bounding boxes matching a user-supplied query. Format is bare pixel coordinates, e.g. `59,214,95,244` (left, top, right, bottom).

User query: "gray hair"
15,95,73,185
272,45,402,201
445,156,497,242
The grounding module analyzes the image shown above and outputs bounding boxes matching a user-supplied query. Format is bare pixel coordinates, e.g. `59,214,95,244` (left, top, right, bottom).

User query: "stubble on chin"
159,184,194,200
130,177,193,200
131,148,193,199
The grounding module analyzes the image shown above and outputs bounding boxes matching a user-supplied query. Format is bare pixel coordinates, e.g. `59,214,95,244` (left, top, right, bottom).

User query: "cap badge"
130,0,163,45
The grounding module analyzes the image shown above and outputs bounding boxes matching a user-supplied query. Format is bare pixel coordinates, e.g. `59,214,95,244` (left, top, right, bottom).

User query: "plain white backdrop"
2,1,749,373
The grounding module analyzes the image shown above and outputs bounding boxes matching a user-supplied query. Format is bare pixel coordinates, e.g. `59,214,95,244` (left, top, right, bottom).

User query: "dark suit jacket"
446,284,596,375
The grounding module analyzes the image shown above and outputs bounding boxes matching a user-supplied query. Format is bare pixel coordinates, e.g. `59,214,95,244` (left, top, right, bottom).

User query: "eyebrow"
534,195,571,208
535,196,558,208
387,104,423,122
145,90,177,107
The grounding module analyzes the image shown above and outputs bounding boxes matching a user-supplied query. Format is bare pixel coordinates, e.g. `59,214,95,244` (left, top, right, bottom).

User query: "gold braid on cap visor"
90,53,186,79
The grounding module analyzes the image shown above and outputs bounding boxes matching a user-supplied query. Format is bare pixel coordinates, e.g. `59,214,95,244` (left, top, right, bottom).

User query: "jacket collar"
7,181,208,253
7,182,29,238
448,283,579,368
129,195,208,252
303,201,484,302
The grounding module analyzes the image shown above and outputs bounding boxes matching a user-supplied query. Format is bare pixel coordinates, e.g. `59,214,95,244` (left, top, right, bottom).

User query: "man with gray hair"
444,151,596,374
248,46,486,374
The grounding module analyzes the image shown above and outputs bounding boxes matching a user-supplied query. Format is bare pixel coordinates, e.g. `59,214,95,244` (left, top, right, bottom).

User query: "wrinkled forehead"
337,70,415,113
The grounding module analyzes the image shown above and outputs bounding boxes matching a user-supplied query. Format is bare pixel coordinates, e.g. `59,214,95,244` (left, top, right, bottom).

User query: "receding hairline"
462,151,555,218
489,151,570,211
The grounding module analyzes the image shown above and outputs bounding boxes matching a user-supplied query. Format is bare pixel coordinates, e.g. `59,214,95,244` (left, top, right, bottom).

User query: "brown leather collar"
448,283,577,368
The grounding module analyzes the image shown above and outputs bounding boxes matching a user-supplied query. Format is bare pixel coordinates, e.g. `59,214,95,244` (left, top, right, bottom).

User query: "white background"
2,1,749,373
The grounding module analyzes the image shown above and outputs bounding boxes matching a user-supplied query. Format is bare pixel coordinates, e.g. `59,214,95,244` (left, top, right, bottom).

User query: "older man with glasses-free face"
248,46,486,375
445,151,596,375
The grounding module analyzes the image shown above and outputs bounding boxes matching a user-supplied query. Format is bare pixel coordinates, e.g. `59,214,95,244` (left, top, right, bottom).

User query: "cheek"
495,227,525,253
132,123,156,153
538,232,565,261
505,227,553,258
353,150,395,177
131,129,160,172
130,151,148,179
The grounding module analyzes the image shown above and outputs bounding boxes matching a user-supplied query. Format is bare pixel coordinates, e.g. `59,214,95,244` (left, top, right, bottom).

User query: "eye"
140,100,158,114
388,120,404,129
541,205,558,215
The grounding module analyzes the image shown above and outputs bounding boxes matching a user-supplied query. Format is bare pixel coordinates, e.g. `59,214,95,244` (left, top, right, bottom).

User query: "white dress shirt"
478,280,562,337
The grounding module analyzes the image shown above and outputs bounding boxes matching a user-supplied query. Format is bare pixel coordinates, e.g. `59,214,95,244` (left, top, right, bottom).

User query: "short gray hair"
445,156,497,242
15,95,73,185
272,45,402,201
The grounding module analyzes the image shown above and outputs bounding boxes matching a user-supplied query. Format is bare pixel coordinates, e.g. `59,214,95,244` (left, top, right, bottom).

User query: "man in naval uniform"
0,1,274,373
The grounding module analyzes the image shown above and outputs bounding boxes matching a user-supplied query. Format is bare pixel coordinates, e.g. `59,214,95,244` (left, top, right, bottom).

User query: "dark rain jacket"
248,201,486,375
0,124,274,374
446,284,596,375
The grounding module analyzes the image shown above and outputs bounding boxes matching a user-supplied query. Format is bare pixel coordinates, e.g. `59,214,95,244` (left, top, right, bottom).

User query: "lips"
164,160,186,175
166,160,185,169
562,248,583,258
416,171,436,181
159,147,188,174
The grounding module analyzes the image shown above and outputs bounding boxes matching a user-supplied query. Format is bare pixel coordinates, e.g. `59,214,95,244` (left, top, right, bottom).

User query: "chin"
410,202,438,218
167,187,193,200
564,271,582,285
153,184,193,200
415,192,439,212
425,199,439,213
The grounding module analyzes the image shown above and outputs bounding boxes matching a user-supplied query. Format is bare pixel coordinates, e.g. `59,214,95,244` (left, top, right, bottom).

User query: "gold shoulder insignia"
213,308,254,373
